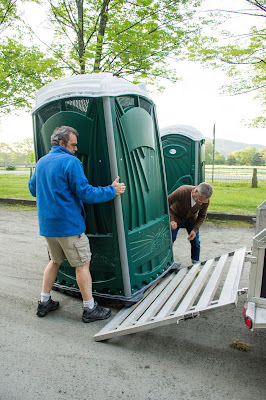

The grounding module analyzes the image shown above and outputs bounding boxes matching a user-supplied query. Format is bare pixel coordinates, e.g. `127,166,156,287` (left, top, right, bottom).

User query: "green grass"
206,180,266,214
0,174,265,214
0,203,36,211
0,174,33,199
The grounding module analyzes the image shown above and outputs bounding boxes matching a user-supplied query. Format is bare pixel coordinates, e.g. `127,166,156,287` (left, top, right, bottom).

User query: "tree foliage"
43,0,209,85
228,146,266,165
0,0,63,114
226,154,237,165
0,38,63,113
188,0,266,127
0,137,34,164
205,141,226,165
205,141,266,165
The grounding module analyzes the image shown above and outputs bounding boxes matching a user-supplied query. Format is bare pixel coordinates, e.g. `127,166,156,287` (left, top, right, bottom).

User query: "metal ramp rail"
94,247,246,341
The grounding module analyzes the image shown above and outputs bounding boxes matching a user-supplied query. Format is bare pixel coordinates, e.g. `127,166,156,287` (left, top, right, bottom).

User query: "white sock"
41,292,50,303
83,298,95,309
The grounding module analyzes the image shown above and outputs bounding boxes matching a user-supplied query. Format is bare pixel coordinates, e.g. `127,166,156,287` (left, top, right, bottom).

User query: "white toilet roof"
32,73,152,113
160,124,204,141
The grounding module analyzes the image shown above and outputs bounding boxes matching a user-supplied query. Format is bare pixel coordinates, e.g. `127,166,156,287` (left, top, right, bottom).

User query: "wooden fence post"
252,168,258,188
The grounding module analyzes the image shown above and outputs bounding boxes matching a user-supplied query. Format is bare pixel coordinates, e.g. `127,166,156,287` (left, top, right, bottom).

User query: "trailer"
244,201,266,330
94,201,266,341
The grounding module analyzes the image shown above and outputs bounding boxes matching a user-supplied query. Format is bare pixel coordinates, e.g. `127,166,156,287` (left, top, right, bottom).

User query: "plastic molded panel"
161,129,205,194
32,92,173,302
42,111,93,155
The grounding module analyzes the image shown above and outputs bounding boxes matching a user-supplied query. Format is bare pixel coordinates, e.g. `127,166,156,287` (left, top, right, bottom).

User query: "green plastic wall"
161,133,205,195
32,95,173,299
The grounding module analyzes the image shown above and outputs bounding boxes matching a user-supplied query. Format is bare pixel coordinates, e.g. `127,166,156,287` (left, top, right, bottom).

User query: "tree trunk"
93,0,110,72
75,0,86,74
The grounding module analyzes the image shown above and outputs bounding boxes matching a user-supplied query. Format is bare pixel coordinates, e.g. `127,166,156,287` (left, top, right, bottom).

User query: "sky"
151,62,266,145
0,0,265,147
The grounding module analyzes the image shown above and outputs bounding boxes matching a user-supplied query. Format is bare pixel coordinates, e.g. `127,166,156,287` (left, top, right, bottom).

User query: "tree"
251,151,265,166
188,0,266,127
214,151,226,165
259,147,266,163
0,138,34,164
231,146,258,165
0,0,17,32
231,150,242,165
40,0,210,85
226,154,237,165
0,39,63,114
205,141,213,164
12,137,34,163
204,141,225,165
230,147,266,166
0,0,63,114
0,141,13,164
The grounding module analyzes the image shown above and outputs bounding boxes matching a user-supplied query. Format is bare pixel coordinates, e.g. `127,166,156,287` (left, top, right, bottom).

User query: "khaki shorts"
45,233,92,267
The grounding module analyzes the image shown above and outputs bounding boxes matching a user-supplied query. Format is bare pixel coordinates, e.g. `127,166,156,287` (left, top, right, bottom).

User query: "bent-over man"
168,183,213,264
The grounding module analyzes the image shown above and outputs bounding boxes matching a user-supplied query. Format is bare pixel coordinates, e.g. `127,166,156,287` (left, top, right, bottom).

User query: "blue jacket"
28,146,116,237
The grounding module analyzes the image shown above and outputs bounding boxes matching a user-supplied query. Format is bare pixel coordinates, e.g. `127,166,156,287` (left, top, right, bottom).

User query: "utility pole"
212,123,215,183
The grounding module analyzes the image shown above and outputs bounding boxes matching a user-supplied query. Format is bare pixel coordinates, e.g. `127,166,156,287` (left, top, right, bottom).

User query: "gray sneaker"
37,297,59,317
82,301,111,323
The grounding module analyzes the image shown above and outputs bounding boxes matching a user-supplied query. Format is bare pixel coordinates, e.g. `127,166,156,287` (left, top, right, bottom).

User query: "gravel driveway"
1,206,266,400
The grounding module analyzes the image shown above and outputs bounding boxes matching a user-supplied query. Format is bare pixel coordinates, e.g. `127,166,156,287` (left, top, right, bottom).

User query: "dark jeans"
171,220,200,262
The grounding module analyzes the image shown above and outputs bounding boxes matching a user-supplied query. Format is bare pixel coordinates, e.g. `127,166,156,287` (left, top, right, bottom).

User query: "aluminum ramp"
94,248,246,341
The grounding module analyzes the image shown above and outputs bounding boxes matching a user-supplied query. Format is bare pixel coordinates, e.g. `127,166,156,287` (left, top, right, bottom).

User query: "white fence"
205,166,266,182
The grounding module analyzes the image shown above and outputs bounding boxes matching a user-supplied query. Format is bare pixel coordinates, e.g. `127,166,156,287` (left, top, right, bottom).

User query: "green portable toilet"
160,125,205,195
31,73,173,304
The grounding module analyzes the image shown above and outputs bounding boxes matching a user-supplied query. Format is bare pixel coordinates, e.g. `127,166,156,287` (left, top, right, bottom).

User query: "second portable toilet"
31,73,173,304
160,125,205,195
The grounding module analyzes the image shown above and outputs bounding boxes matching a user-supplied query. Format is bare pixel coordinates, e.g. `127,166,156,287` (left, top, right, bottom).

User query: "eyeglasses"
196,194,208,203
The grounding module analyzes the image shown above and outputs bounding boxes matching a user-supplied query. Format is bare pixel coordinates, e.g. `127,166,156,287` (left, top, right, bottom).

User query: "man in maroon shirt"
168,183,213,263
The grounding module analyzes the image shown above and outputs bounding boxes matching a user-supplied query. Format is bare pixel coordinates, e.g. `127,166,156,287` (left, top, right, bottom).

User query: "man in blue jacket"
28,125,126,323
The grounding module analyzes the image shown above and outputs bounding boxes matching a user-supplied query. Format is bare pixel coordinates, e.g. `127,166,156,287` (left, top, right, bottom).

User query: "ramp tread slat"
154,262,202,320
137,268,188,324
218,248,246,305
118,272,176,329
173,259,214,316
194,253,228,310
94,248,246,341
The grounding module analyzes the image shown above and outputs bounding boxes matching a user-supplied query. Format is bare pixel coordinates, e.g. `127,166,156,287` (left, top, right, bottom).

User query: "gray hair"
197,182,213,198
51,126,79,146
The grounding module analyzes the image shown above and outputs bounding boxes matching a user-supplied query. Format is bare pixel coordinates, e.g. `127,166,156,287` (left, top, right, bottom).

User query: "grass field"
0,173,265,214
206,180,266,214
0,174,32,199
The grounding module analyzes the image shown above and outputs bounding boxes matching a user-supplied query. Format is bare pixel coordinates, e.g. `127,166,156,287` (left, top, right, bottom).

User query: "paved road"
1,206,266,400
